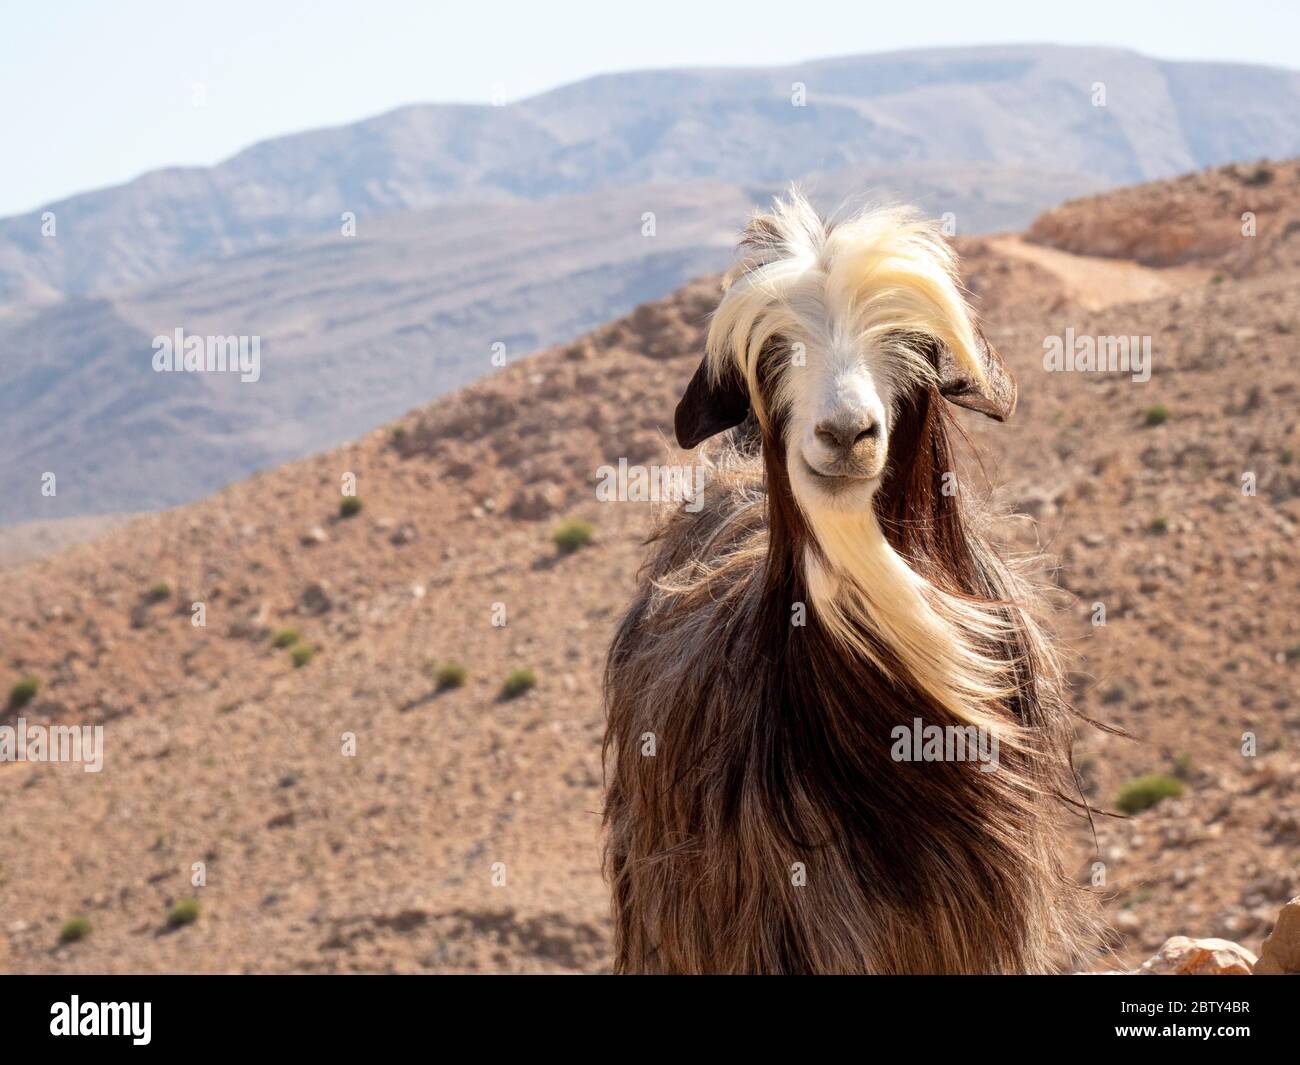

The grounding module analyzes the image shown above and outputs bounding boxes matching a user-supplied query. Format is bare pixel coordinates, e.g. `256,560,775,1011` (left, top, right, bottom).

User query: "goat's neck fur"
764,390,1037,753
802,508,1025,746
603,393,1100,974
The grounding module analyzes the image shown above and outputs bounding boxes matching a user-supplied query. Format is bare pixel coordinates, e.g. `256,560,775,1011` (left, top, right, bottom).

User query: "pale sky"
2,0,1296,217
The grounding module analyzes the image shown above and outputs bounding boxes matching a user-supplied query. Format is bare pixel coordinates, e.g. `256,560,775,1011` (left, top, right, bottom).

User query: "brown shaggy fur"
602,376,1102,974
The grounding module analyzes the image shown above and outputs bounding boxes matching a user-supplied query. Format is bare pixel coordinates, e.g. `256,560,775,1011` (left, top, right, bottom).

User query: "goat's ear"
674,356,750,449
932,325,1017,422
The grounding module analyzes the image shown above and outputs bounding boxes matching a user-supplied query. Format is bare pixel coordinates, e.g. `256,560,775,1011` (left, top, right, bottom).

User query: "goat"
602,192,1100,974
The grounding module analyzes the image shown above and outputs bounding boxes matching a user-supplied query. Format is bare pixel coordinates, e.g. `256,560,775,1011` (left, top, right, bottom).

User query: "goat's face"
674,193,1018,515
779,329,911,513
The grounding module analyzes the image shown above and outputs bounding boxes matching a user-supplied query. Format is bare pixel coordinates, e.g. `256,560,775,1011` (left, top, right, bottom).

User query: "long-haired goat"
603,193,1101,974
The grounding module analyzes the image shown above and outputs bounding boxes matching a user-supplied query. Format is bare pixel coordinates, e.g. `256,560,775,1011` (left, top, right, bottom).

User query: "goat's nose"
814,413,878,454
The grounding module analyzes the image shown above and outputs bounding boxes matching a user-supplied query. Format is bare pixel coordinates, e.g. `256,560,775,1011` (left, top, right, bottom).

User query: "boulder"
1139,936,1256,975
1253,896,1300,975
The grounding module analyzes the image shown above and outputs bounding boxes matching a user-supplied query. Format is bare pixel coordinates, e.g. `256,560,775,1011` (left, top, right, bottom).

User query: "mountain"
0,183,751,521
0,166,1105,525
3,44,1300,526
1,160,1296,972
5,46,1300,308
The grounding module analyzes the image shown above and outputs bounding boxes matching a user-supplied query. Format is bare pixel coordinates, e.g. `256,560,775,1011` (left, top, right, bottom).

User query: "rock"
1138,936,1256,975
227,601,272,640
1254,896,1300,974
299,582,333,616
300,526,328,546
390,522,418,546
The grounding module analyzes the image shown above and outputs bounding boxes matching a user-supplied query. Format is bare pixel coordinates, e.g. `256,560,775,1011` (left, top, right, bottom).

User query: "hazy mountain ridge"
3,44,1299,526
4,45,1299,306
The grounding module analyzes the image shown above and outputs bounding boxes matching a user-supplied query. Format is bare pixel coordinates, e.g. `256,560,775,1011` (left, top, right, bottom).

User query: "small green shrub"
1142,404,1170,427
502,668,537,699
290,644,316,668
7,676,39,712
271,628,301,649
434,662,467,691
1210,273,1225,284
339,496,363,518
1285,643,1300,664
59,916,92,944
390,425,406,445
167,898,200,928
1172,753,1195,781
552,517,595,554
1116,774,1184,815
145,581,172,604
1148,516,1169,535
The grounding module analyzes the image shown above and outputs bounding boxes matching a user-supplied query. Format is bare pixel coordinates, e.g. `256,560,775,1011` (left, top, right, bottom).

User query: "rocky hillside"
1028,158,1300,273
1,162,1297,972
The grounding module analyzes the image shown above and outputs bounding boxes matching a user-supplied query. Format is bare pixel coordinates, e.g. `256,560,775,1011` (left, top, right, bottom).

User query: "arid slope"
1,161,1297,972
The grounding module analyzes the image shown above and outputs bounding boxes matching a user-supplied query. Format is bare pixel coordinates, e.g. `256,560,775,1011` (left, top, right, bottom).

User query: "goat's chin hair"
787,469,877,515
799,505,1032,751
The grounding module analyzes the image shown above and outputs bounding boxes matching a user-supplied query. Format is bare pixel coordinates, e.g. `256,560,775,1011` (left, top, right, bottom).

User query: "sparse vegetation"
59,916,92,944
1100,683,1127,705
145,580,172,603
271,628,301,649
1284,643,1300,664
339,496,363,518
390,424,406,446
1116,774,1185,815
502,668,537,699
7,676,39,712
434,662,467,691
1210,273,1225,285
1244,164,1275,187
290,645,317,668
552,517,595,554
1280,447,1294,465
1142,404,1170,427
1148,515,1169,535
1172,753,1195,781
167,898,201,928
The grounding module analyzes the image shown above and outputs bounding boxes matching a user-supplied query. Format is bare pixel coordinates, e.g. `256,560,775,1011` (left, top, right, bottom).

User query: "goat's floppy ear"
674,356,750,449
932,325,1017,422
